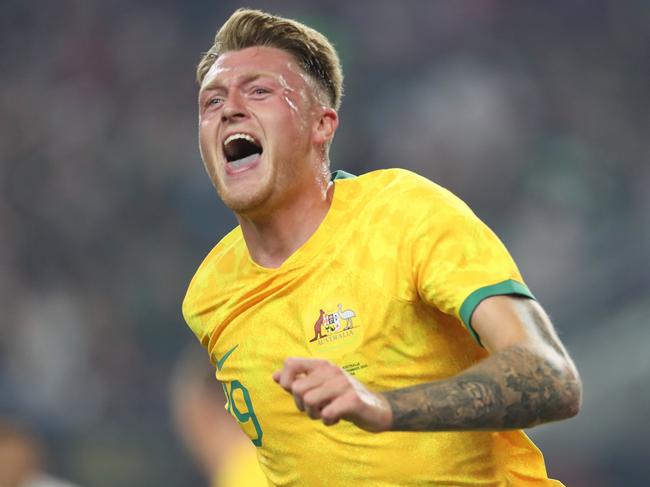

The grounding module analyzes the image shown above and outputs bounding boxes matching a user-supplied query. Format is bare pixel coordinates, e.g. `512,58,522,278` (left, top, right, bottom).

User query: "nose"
221,92,248,123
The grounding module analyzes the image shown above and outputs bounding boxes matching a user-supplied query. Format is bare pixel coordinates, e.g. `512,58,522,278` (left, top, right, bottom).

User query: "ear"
312,107,339,146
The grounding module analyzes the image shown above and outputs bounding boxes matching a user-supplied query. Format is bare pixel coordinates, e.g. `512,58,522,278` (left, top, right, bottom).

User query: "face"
198,46,332,214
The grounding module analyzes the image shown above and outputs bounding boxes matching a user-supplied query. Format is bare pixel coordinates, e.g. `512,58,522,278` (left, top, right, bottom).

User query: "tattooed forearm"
383,345,581,431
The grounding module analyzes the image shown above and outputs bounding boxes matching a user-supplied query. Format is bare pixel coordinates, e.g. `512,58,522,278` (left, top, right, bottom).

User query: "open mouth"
223,133,263,170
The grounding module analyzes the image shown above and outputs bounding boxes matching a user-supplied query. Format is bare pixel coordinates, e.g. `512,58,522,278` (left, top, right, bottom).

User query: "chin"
218,186,272,215
215,168,278,215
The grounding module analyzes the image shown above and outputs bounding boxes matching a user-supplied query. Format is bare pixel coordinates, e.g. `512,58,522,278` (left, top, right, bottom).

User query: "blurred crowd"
1,1,648,486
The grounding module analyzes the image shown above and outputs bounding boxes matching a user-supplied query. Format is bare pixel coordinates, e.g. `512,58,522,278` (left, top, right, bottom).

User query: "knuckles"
276,357,382,431
307,407,321,420
302,390,320,408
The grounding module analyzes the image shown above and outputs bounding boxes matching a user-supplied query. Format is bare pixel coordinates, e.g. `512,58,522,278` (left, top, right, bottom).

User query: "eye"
251,87,271,97
206,97,224,107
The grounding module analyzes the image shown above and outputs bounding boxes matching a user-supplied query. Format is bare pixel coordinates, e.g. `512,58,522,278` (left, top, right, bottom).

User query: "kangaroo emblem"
309,309,327,342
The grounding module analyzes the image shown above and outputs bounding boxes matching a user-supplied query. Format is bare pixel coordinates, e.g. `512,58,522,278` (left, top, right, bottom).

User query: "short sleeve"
411,187,534,344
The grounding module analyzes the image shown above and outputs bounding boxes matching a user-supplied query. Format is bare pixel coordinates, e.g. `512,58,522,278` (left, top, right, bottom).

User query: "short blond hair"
197,8,344,110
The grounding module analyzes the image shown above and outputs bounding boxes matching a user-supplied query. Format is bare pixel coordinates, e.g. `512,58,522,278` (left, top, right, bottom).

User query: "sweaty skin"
198,46,338,269
198,52,313,212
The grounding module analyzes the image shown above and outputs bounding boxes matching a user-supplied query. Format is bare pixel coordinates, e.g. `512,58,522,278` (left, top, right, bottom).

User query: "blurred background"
1,0,648,485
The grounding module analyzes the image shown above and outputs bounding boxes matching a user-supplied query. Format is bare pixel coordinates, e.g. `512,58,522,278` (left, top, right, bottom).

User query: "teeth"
224,133,257,146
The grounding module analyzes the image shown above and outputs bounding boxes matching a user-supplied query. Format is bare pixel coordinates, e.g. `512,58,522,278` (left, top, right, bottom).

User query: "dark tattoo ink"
383,307,582,432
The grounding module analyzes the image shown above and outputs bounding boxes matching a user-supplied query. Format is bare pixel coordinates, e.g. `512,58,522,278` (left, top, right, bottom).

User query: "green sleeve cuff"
459,279,535,346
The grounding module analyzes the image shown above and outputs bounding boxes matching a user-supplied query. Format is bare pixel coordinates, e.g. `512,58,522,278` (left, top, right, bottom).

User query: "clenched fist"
272,357,393,432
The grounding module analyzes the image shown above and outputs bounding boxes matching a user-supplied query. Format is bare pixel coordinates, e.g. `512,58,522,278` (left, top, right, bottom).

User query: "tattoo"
384,345,581,431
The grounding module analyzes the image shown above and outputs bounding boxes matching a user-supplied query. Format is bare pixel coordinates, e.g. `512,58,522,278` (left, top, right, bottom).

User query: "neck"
236,175,334,269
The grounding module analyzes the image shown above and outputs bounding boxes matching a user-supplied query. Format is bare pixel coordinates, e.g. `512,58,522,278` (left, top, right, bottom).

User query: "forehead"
201,46,308,90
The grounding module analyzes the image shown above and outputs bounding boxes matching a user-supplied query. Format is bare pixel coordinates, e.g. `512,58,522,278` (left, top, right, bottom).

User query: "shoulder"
191,225,243,279
345,168,473,220
184,226,244,297
182,226,244,337
341,167,429,188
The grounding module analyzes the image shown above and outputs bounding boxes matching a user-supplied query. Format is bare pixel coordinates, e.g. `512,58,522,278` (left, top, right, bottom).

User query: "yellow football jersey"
183,168,563,486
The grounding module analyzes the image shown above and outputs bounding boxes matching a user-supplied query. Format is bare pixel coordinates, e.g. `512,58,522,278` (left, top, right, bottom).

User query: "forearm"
382,345,581,432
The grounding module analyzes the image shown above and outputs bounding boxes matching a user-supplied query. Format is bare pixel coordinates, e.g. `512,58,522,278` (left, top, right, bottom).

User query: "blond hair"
197,8,343,110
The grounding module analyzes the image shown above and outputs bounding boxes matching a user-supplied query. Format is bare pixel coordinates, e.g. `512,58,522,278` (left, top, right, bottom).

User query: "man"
183,8,582,486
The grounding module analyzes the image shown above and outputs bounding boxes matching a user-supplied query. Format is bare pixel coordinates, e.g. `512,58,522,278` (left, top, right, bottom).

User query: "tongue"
228,153,259,169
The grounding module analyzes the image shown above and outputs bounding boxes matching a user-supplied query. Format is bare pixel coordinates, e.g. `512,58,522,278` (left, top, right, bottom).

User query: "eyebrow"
200,72,279,94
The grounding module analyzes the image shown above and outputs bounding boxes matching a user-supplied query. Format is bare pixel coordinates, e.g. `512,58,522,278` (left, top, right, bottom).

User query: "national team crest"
309,304,358,344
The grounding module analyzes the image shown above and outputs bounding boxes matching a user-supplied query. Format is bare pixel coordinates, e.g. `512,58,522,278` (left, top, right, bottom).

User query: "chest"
210,258,481,448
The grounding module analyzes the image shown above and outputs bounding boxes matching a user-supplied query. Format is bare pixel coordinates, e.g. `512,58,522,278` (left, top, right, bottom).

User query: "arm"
385,295,581,431
273,295,581,432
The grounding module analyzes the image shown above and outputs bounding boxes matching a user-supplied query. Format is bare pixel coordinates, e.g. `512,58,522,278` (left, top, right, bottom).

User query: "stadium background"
1,1,648,485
